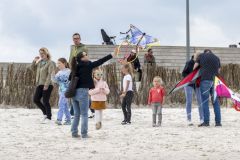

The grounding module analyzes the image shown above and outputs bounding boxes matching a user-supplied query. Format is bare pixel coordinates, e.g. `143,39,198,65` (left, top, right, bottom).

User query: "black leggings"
122,91,134,122
33,85,53,119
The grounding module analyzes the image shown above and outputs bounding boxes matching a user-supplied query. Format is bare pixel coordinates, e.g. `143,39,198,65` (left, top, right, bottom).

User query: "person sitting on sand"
89,69,110,130
51,58,71,126
148,76,165,127
31,47,56,124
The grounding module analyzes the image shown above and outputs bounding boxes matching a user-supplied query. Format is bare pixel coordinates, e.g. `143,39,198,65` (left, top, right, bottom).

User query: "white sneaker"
40,115,47,123
41,118,52,124
187,121,194,126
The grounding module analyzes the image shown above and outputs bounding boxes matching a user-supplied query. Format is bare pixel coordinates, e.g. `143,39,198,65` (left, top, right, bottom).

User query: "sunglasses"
96,73,103,76
73,37,80,40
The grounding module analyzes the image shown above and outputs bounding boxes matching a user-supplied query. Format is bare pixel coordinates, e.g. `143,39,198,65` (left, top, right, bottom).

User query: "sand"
0,107,240,160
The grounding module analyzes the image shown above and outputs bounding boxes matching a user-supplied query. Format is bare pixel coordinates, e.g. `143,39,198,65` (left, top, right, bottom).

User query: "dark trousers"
122,91,134,122
33,85,53,119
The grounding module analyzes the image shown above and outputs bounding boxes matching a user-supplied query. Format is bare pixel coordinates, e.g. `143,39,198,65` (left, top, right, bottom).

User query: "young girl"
51,58,71,125
89,69,110,130
148,76,166,127
120,64,134,125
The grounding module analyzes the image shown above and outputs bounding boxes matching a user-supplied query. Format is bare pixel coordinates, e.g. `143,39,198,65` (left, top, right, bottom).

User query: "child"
120,64,134,125
51,58,71,125
148,76,166,127
89,69,110,130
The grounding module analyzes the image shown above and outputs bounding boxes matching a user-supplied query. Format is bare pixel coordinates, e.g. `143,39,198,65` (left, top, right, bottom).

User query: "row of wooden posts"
0,63,239,108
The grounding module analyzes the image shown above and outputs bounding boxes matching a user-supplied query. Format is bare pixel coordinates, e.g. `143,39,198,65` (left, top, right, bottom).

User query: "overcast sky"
0,0,239,62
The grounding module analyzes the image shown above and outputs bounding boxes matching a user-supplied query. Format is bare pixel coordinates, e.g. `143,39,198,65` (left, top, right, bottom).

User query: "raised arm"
90,54,113,69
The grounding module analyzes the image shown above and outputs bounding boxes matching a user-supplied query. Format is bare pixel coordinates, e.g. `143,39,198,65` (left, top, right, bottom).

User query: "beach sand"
0,107,240,160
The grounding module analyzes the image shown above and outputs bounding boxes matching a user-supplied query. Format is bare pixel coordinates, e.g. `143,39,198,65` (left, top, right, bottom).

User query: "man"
69,33,94,117
144,48,156,65
69,33,88,62
194,49,222,127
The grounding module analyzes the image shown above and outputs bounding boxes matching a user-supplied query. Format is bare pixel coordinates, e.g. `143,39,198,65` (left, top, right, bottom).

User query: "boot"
152,114,157,127
157,114,162,127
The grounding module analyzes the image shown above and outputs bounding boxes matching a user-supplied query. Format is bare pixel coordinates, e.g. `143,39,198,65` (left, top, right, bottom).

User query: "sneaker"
156,123,161,127
127,121,131,125
72,134,81,139
88,113,95,119
215,123,222,127
55,120,62,125
121,121,127,125
198,123,210,127
63,121,71,125
40,115,47,123
187,121,194,126
82,135,91,139
96,122,101,130
41,118,52,124
152,123,157,127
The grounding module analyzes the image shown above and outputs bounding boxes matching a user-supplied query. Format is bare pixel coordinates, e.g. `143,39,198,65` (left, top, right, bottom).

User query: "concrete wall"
1,45,240,79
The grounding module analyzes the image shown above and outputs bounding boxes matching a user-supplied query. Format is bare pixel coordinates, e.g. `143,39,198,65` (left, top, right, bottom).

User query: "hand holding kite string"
117,24,159,63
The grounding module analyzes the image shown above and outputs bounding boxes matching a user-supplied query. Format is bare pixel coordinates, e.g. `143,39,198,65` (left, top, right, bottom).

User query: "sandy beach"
0,107,240,160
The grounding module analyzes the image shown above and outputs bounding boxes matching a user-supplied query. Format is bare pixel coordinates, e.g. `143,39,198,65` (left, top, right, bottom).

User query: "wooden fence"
0,63,239,108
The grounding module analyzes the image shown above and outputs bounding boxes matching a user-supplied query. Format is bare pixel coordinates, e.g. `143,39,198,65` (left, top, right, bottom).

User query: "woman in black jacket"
182,54,203,126
70,51,116,138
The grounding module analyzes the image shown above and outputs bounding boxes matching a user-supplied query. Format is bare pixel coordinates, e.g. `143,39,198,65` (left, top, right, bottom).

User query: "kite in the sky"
120,24,159,48
117,24,160,63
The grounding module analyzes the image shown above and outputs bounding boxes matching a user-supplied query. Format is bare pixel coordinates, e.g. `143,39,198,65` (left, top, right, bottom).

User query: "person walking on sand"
31,47,56,124
51,58,71,125
120,64,134,125
194,49,222,127
148,76,165,127
182,53,204,126
70,49,117,139
89,69,110,130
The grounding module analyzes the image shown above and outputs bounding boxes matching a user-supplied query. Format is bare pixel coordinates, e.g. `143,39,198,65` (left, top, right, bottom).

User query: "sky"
0,0,239,62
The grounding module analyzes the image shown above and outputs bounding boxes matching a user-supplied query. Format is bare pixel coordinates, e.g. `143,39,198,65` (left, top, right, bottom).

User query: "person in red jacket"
148,76,166,127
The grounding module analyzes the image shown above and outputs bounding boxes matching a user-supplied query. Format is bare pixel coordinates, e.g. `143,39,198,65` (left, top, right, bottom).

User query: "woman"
127,49,142,82
182,53,203,126
70,50,117,139
31,47,56,124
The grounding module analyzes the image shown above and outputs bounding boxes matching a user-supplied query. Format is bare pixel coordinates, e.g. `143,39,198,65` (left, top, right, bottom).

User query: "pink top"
148,86,166,105
89,79,110,101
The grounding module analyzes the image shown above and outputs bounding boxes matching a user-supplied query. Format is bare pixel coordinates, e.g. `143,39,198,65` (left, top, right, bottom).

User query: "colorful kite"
168,69,200,94
120,24,159,48
214,76,240,111
169,68,240,111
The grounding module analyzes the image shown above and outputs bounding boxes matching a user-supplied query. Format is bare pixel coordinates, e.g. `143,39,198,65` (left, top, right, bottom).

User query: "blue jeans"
71,88,89,137
184,86,204,122
200,80,221,124
57,92,71,122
